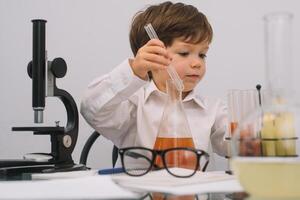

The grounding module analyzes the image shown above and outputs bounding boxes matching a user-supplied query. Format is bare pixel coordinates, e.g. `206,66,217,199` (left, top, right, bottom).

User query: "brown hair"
129,1,213,56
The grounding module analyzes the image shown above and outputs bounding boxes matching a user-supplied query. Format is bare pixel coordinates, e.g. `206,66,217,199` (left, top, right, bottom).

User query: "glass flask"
230,12,300,199
153,79,196,169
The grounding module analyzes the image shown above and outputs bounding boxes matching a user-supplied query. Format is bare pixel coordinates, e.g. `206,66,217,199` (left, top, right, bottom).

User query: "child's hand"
130,39,171,80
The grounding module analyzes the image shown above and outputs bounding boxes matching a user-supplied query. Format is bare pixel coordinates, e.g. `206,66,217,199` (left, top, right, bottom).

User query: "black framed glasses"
119,147,209,178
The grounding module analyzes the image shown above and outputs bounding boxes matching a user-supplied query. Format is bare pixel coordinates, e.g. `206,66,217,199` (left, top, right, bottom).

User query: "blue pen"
98,167,125,175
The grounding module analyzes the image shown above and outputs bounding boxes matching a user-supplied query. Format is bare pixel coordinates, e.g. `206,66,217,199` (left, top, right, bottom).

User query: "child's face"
152,38,209,96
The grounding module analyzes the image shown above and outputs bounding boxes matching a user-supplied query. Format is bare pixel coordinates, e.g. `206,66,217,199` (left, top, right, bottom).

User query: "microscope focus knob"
27,61,33,78
63,135,72,148
50,58,67,78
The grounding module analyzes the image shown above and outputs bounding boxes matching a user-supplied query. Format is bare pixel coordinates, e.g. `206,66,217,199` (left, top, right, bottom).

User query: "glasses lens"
164,149,198,177
123,148,153,176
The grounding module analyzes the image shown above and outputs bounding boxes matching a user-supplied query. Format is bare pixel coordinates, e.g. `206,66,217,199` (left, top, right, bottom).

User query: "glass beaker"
153,79,196,169
227,89,261,158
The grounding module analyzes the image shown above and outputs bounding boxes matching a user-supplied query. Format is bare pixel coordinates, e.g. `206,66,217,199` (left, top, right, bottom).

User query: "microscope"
0,19,87,179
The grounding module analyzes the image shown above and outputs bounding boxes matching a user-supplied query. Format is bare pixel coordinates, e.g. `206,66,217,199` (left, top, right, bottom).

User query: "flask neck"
166,79,182,102
156,78,193,140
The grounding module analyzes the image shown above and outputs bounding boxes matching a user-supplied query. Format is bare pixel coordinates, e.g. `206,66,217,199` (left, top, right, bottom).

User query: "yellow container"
231,157,300,198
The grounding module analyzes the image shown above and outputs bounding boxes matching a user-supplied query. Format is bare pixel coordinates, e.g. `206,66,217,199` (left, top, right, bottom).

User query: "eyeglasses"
119,147,209,178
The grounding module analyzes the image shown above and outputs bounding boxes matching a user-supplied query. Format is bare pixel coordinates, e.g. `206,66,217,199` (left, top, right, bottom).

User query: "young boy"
80,1,228,160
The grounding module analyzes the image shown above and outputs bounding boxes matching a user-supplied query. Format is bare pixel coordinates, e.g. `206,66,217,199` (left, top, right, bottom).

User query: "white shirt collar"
144,80,207,110
183,89,207,109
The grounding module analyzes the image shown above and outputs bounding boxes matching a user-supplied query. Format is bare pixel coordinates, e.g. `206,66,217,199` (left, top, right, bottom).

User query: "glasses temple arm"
202,160,209,172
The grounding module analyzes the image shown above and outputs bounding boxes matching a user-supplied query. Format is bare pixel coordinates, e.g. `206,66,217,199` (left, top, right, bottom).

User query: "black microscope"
0,19,87,179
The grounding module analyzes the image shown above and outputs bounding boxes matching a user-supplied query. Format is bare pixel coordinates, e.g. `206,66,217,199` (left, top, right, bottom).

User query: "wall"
0,0,300,170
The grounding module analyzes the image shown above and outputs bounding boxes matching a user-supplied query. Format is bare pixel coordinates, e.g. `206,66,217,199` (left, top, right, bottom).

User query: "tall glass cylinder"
264,12,294,102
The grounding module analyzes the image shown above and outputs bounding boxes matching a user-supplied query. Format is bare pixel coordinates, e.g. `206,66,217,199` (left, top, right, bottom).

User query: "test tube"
227,89,241,136
144,23,184,91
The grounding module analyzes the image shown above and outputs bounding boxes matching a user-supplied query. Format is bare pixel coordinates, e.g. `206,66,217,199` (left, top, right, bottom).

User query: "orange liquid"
153,137,197,170
230,122,238,136
239,127,262,156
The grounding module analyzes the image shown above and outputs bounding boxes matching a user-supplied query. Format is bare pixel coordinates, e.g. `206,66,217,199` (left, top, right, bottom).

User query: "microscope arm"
12,58,78,168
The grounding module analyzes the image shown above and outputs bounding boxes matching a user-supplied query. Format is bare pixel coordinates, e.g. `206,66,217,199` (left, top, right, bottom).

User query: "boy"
80,1,228,160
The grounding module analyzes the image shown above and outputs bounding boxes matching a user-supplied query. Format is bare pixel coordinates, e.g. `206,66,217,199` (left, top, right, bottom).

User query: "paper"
112,168,244,195
0,175,139,199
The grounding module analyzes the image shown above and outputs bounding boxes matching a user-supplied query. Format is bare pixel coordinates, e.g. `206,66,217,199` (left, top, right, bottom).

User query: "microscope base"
0,161,89,180
0,164,54,180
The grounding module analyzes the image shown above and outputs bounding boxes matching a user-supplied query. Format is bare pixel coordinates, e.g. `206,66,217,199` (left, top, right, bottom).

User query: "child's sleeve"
80,59,148,146
210,100,229,157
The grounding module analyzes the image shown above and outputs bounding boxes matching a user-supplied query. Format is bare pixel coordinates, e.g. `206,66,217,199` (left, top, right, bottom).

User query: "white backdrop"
1,0,300,170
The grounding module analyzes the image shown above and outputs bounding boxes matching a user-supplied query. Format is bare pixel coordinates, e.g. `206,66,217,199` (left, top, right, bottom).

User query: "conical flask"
153,79,195,169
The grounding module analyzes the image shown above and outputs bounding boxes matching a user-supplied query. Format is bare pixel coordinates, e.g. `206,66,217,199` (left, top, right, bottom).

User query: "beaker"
227,89,261,157
153,79,195,169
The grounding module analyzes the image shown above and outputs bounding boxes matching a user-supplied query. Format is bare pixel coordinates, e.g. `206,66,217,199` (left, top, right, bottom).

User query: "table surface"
0,167,249,200
0,175,249,200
